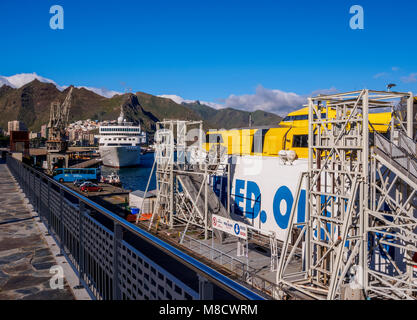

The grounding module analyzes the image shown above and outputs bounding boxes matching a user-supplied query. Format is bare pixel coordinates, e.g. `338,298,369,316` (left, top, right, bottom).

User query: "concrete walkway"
0,160,74,300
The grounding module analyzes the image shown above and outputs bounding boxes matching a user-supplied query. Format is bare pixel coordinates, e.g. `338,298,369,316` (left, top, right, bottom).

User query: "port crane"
46,86,73,172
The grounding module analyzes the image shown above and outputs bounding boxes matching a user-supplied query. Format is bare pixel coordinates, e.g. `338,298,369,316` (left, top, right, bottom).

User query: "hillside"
0,80,282,133
182,101,282,129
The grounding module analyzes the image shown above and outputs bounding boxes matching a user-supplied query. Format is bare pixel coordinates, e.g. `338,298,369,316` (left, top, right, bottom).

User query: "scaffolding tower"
140,120,231,241
276,90,417,300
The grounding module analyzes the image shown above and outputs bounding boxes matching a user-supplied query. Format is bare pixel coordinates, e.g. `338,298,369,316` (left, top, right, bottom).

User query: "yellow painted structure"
204,106,392,160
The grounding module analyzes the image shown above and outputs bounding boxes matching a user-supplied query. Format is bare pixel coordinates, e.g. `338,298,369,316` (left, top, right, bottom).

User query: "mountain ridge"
0,80,282,133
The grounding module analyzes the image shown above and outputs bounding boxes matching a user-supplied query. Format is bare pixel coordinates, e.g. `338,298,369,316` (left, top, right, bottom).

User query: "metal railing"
375,132,417,180
6,155,265,300
181,233,250,274
398,130,417,157
180,233,279,298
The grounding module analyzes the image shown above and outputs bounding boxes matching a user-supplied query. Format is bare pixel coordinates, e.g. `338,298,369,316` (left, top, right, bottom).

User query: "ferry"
97,107,147,167
204,106,394,241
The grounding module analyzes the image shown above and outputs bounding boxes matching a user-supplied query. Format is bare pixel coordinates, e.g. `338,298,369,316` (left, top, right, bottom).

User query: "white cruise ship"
97,108,147,167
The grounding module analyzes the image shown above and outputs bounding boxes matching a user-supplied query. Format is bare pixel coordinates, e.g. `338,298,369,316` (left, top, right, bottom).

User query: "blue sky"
1,0,417,114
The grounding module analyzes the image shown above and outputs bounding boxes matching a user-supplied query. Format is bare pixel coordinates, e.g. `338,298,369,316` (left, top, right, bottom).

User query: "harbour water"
100,152,156,192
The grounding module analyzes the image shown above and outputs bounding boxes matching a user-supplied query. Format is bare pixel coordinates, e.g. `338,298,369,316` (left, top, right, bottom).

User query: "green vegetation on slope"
0,80,283,133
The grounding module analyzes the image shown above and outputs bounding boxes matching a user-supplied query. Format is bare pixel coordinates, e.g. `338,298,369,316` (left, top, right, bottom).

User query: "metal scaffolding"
142,120,231,241
276,90,417,300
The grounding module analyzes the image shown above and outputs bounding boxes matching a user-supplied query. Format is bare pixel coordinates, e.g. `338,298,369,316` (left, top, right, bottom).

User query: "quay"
4,155,264,300
3,89,414,301
63,181,131,219
0,157,76,300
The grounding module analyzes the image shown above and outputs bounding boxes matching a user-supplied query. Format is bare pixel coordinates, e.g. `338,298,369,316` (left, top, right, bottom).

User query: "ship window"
313,112,327,120
293,115,308,121
292,135,308,148
252,129,268,153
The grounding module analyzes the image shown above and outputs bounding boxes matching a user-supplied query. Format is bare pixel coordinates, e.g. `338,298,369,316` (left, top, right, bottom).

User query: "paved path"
0,160,74,300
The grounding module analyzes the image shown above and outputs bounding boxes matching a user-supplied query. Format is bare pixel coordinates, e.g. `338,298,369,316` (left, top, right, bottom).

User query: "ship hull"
99,146,141,168
212,155,308,241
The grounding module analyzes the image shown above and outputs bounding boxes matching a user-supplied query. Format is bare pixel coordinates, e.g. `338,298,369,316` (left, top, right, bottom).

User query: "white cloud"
372,67,400,80
160,86,338,116
0,72,61,89
62,85,121,98
373,72,389,79
0,77,14,88
158,94,224,110
310,87,339,97
158,94,192,104
0,73,121,98
223,85,308,116
82,87,121,98
200,100,223,110
401,73,417,84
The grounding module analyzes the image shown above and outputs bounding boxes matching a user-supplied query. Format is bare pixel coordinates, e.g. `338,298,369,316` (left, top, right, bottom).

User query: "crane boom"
46,86,73,153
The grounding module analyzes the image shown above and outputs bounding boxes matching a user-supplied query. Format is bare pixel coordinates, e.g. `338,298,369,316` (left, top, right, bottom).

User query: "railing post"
26,167,28,194
23,165,26,193
198,275,213,300
113,222,123,300
38,174,41,215
45,179,50,233
21,164,24,192
18,159,21,185
39,175,45,227
32,170,35,208
78,200,85,286
59,187,64,255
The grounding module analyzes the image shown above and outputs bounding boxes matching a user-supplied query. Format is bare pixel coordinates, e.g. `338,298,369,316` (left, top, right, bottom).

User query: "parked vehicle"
73,179,88,187
53,168,100,183
80,182,103,193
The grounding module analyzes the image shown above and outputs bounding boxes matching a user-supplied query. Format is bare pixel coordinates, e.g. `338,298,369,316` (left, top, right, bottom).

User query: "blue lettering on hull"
212,177,306,230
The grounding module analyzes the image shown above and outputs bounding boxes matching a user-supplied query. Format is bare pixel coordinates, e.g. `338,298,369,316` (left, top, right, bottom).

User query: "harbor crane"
46,86,74,172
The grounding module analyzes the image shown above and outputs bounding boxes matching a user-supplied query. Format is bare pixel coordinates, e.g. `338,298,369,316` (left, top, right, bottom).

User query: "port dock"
3,89,416,300
0,157,76,299
136,93,417,300
5,155,265,300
